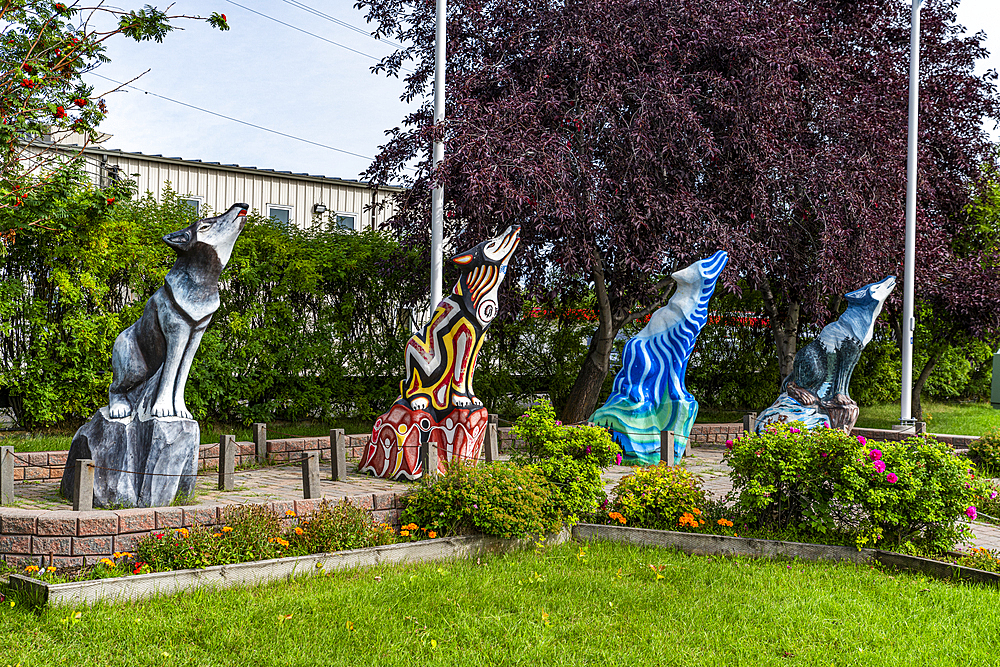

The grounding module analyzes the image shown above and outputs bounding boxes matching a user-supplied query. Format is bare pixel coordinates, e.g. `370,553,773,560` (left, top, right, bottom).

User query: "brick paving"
9,444,1000,552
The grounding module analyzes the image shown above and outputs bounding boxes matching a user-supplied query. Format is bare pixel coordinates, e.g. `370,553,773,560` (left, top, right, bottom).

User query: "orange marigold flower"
400,530,410,537
428,531,437,539
213,533,222,538
295,527,304,535
285,510,296,517
222,526,233,533
693,508,702,515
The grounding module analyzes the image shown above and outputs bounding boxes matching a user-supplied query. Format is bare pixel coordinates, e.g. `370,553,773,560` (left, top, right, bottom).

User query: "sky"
83,0,1000,184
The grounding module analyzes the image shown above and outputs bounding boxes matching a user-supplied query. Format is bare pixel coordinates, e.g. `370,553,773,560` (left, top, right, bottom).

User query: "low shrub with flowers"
609,464,708,532
400,460,561,539
969,428,1000,474
510,399,621,521
726,422,980,550
135,501,394,573
971,478,1000,521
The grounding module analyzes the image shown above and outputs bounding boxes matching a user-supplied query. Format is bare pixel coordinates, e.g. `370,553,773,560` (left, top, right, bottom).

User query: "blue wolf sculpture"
591,250,728,464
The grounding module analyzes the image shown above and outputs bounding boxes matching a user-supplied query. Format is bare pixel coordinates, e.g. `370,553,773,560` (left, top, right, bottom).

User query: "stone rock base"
59,407,199,508
358,403,488,480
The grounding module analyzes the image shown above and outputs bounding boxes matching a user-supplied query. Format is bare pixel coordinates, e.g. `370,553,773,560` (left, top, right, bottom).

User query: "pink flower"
886,472,898,484
790,428,801,434
585,445,592,454
820,452,828,457
823,422,830,428
615,452,622,465
966,506,978,520
555,421,562,426
868,449,882,462
857,436,868,446
725,440,733,450
873,460,886,474
991,491,998,500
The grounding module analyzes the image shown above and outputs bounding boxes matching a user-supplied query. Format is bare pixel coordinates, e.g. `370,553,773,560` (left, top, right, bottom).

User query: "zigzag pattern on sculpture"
591,250,727,465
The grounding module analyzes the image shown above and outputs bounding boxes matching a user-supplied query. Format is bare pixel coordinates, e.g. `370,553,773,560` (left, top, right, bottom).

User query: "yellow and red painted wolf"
360,225,520,480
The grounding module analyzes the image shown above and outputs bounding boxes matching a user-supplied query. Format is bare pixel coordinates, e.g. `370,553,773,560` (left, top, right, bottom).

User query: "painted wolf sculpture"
61,204,249,507
360,225,521,480
755,275,896,432
591,250,728,465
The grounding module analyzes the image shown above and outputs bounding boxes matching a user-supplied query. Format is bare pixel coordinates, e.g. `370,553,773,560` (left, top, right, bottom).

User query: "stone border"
573,523,1000,586
0,493,405,567
8,529,571,606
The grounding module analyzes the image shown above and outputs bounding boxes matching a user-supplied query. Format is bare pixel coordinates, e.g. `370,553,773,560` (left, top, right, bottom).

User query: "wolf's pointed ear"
162,228,193,252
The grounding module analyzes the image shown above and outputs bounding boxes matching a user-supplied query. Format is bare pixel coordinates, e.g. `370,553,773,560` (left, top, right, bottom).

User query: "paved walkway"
9,445,999,552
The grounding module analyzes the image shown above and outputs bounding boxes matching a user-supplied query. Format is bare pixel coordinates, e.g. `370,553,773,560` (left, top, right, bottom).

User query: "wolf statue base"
61,204,249,508
755,275,896,433
359,226,520,480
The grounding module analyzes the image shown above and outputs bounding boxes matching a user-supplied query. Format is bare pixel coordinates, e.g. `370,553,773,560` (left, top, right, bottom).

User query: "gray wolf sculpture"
108,203,249,419
756,275,896,432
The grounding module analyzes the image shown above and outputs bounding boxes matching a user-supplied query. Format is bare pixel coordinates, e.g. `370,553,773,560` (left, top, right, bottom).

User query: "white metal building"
42,135,399,230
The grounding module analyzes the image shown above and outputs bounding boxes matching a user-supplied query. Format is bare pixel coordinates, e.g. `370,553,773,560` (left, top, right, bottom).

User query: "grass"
0,419,374,453
856,400,1000,437
2,540,998,666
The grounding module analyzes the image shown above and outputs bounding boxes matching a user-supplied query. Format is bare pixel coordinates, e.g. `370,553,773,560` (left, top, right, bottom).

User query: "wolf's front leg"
172,321,208,420
151,294,189,417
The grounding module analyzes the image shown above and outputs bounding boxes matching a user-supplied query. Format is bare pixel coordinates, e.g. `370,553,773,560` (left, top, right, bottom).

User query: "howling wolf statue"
359,225,521,480
61,204,249,507
591,251,728,465
755,275,896,433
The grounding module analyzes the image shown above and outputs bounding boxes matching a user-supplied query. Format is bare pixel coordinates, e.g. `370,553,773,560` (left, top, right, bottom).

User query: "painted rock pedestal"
360,226,520,480
591,251,727,465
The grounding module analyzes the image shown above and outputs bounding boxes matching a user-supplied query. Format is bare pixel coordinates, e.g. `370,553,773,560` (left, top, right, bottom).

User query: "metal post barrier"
484,423,499,463
660,431,675,467
330,428,347,481
422,440,439,480
1,446,13,505
73,459,94,511
743,412,757,435
253,423,267,464
218,434,235,491
302,451,321,499
915,421,926,435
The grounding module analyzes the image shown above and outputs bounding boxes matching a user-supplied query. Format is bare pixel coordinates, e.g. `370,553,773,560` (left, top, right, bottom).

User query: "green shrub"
609,464,708,531
510,398,620,520
726,423,978,551
400,461,560,539
286,499,395,553
969,428,1000,472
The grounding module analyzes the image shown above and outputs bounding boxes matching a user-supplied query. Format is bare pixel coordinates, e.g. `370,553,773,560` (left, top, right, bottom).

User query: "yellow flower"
24,565,39,573
404,523,418,531
177,527,189,538
46,566,56,573
285,510,297,517
295,527,304,535
428,531,437,539
222,526,233,533
213,533,222,538
113,552,122,559
276,538,289,547
400,530,410,537
99,558,115,568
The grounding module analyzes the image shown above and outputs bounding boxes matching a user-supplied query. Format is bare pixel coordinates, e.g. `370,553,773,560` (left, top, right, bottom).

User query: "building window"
180,197,202,217
335,212,357,230
266,204,293,227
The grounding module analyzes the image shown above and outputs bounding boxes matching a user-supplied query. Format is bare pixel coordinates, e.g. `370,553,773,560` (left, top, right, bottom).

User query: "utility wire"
90,72,377,163
276,0,406,50
222,0,412,73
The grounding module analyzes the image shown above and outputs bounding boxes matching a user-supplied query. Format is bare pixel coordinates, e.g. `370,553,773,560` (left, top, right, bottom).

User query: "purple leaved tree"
358,0,999,422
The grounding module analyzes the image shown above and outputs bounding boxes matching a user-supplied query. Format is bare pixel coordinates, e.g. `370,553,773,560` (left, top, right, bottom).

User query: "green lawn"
856,401,1000,437
2,540,998,666
1,420,374,453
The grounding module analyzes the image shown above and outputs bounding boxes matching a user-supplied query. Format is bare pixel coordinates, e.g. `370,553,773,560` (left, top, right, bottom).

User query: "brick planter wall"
0,492,404,568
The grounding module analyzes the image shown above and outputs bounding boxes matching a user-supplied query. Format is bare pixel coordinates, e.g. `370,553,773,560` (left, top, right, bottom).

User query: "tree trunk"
761,282,800,379
911,345,947,422
561,247,621,424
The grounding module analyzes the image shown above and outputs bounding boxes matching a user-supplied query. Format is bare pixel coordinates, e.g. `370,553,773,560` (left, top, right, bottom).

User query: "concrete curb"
573,524,1000,587
8,529,570,606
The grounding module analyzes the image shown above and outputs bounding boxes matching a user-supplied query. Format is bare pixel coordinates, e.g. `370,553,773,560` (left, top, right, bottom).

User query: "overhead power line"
276,0,406,50
90,73,378,163
222,0,411,73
